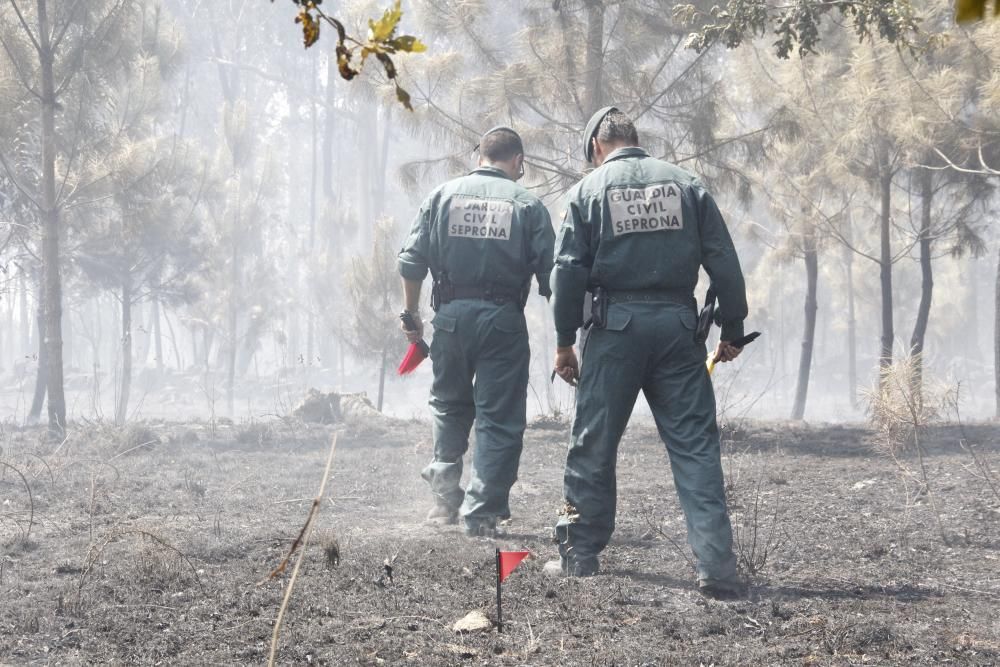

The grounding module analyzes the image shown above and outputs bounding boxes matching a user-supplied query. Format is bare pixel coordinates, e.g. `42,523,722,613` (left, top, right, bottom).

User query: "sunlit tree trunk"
322,56,342,381
152,298,164,372
583,0,605,111
226,218,239,417
163,308,183,369
994,244,1000,419
116,277,133,425
307,57,318,369
877,150,894,376
376,346,387,412
910,168,934,403
28,294,47,423
791,229,818,421
37,0,67,434
842,222,858,409
19,270,30,357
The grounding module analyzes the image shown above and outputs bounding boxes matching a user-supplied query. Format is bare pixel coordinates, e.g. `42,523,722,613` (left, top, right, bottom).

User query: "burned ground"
1,418,998,665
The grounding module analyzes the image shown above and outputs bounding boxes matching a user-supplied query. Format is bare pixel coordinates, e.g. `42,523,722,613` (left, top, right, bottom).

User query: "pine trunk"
38,0,66,434
791,237,818,421
583,0,605,111
152,298,164,372
28,298,47,423
843,240,858,410
878,160,894,375
19,270,30,356
910,169,934,401
994,244,1000,419
116,279,133,426
377,346,388,413
226,237,239,417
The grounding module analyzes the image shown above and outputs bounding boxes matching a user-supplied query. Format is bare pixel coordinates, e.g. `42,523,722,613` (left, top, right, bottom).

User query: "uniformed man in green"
546,108,748,598
398,127,555,537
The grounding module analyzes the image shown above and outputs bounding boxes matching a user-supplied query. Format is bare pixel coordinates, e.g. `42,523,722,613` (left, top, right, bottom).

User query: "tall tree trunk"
19,269,30,356
843,231,858,410
152,298,164,372
376,346,387,412
227,235,239,417
323,55,341,376
910,168,934,401
878,155,894,375
583,0,605,112
791,234,819,421
163,308,183,369
116,280,133,425
38,0,66,434
307,57,318,368
994,244,1000,419
28,298,47,423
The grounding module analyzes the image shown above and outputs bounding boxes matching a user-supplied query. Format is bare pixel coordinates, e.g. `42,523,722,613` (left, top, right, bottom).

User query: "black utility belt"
433,283,525,309
590,287,694,329
605,289,693,305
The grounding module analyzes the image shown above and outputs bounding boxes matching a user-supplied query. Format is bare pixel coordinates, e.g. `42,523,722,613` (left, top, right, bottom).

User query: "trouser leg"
423,312,474,511
643,311,737,581
460,323,529,524
556,325,642,564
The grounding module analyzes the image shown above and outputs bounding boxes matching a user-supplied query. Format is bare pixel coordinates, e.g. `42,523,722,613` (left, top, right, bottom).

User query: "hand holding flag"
707,331,760,375
397,311,429,375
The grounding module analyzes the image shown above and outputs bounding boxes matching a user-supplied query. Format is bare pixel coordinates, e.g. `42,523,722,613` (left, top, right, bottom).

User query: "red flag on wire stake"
498,550,529,582
496,549,530,633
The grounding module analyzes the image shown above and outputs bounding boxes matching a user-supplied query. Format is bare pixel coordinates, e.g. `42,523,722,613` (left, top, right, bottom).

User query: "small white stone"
452,610,492,634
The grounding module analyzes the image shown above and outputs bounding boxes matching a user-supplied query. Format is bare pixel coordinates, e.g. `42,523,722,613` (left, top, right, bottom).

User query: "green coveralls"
398,166,555,530
550,147,748,581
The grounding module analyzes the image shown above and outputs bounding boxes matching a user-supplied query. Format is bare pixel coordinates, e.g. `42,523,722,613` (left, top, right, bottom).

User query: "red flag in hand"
397,311,429,375
498,550,530,583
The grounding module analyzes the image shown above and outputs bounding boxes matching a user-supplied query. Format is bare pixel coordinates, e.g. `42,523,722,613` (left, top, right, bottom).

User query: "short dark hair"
596,111,639,146
480,128,524,162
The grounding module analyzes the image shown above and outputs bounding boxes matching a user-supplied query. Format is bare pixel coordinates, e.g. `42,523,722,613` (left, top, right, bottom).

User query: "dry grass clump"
236,420,275,446
865,356,958,544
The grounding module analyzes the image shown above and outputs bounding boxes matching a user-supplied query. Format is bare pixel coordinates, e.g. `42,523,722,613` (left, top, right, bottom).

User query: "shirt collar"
603,146,649,164
470,165,512,180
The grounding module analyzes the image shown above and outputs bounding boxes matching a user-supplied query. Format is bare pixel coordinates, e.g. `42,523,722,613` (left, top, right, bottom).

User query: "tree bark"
307,56,318,368
28,298,47,423
843,231,858,410
583,0,605,112
910,168,934,400
115,279,133,425
37,0,67,434
878,153,894,374
163,308,184,369
376,346,387,412
994,244,1000,419
19,269,30,357
791,234,818,421
152,298,164,372
226,232,239,417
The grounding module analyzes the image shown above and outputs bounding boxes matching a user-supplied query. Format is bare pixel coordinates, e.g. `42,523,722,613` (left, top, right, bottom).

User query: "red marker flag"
495,549,530,633
397,312,430,375
498,550,530,583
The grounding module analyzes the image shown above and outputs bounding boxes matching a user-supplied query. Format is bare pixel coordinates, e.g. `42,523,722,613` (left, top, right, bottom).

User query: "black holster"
590,287,608,330
695,287,717,344
431,273,453,312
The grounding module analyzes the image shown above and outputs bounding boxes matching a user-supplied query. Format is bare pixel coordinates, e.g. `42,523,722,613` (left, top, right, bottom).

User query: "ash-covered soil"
1,417,999,665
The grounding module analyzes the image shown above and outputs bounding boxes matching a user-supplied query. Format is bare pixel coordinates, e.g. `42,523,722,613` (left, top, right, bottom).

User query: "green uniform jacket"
398,166,554,297
551,147,747,346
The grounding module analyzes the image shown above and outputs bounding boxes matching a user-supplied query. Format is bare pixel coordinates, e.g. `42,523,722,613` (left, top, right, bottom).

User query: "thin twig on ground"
265,433,339,667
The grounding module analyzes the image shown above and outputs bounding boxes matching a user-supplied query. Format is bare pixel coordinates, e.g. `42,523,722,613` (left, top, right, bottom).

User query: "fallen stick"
265,433,338,667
